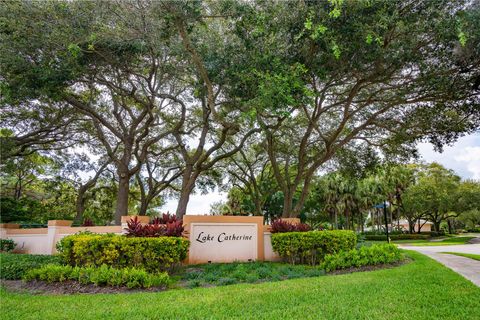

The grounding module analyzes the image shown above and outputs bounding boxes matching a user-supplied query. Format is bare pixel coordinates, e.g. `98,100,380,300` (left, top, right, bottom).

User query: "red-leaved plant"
157,213,177,224
81,218,95,227
164,220,184,237
270,219,311,233
125,216,144,236
124,215,184,237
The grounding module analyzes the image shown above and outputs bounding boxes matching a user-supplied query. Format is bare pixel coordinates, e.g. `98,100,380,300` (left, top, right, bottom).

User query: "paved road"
399,243,480,286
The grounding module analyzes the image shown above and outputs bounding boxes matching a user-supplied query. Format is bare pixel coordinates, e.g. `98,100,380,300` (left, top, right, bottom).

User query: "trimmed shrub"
24,264,169,289
0,253,62,280
270,220,312,233
57,234,189,272
271,230,357,265
321,244,403,272
0,239,16,252
364,234,430,241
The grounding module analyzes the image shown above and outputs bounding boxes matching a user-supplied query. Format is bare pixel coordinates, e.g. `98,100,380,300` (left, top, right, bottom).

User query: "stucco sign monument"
183,215,265,264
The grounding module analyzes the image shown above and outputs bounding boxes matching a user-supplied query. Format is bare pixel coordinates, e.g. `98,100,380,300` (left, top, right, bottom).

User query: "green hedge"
0,253,62,280
271,230,357,265
57,234,189,272
321,244,403,272
364,234,430,241
24,264,169,289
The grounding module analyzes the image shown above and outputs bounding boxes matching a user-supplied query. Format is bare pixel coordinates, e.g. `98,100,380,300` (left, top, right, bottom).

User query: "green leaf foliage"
271,230,357,265
24,264,169,289
321,244,402,272
0,253,62,280
0,239,16,252
56,234,189,272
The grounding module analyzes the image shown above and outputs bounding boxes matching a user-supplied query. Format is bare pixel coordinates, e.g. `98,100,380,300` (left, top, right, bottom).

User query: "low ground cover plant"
0,253,62,280
24,264,169,289
271,230,357,265
178,261,325,288
0,239,16,252
321,244,403,272
57,234,189,272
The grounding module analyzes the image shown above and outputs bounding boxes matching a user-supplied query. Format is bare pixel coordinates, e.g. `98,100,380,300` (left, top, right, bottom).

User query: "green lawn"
366,236,476,247
442,252,480,261
1,251,479,320
402,236,476,246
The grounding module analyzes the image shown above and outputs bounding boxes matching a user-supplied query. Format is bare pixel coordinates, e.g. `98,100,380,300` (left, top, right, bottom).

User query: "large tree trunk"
73,190,87,225
334,209,338,229
360,211,364,232
14,177,22,200
175,167,197,219
114,174,130,225
281,189,295,218
447,219,453,234
138,199,148,216
408,219,415,234
345,201,350,230
253,196,263,216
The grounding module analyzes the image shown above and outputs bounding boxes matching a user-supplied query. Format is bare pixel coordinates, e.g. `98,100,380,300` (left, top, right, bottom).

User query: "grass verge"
441,252,480,261
366,236,476,247
402,236,476,246
1,251,479,319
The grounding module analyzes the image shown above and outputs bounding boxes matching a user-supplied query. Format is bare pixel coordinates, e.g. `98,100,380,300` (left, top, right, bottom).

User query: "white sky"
162,132,480,215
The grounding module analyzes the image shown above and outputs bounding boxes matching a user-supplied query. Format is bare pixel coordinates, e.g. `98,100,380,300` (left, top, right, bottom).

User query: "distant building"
396,219,433,232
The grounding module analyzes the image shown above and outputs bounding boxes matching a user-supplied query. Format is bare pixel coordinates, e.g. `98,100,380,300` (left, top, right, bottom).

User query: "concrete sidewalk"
399,243,480,287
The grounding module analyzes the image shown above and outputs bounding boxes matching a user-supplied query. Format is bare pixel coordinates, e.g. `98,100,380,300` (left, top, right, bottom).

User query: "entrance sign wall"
1,215,282,263
183,216,265,264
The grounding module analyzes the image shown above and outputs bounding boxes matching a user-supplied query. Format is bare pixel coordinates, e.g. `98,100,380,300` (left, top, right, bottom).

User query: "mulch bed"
1,259,411,295
0,280,166,295
327,258,411,276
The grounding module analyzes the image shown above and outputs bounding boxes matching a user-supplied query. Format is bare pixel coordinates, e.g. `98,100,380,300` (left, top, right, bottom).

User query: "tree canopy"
1,0,479,224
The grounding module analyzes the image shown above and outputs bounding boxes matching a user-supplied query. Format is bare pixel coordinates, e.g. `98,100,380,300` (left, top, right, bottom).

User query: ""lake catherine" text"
195,232,253,243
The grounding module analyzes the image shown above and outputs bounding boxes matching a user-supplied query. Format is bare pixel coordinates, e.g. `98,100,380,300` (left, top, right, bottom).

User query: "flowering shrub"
125,216,184,237
270,219,311,233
